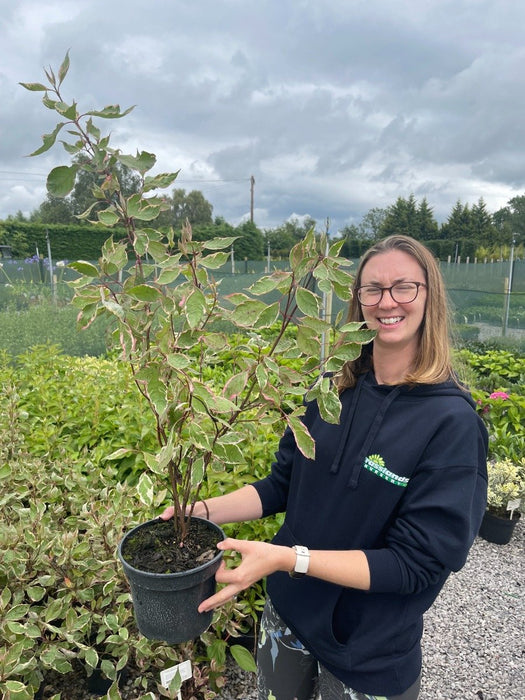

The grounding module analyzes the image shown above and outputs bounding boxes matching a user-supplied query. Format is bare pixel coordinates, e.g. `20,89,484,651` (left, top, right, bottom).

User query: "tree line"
339,194,524,260
1,157,524,261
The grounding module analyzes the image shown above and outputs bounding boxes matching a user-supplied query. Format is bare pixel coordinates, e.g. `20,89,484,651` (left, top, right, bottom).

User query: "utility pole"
250,175,255,223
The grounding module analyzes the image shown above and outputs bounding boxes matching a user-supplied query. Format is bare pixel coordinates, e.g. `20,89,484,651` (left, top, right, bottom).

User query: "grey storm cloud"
1,0,524,231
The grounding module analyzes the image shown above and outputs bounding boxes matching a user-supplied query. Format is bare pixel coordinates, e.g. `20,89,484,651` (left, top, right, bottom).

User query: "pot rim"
485,508,521,521
118,515,225,578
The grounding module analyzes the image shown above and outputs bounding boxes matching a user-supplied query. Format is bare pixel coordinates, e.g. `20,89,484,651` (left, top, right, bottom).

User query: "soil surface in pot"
122,518,221,573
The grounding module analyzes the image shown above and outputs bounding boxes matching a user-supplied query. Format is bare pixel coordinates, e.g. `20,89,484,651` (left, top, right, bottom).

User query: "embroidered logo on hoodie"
363,454,409,488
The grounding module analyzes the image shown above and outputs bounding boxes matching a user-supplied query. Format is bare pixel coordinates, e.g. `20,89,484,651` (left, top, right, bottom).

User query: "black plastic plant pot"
118,517,225,644
478,510,520,545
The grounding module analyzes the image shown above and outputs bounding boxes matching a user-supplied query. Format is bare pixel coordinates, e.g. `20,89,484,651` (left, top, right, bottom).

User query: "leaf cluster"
0,435,188,698
456,349,525,390
485,458,525,517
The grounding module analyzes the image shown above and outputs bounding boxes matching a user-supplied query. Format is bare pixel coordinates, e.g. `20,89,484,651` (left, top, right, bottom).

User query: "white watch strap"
292,545,310,575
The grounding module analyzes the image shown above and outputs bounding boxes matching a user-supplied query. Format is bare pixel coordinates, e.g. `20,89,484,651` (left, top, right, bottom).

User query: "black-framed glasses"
357,281,427,306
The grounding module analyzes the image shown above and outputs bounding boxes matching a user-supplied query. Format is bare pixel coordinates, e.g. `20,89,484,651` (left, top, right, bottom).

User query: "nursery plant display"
478,458,524,544
0,347,296,698
485,458,525,519
22,53,374,645
458,349,525,544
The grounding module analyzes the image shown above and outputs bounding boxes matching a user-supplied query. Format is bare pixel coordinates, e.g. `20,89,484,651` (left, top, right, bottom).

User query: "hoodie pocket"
268,522,354,666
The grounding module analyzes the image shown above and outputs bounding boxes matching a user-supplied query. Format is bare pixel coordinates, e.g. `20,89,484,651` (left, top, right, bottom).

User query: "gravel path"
420,519,524,700
221,520,524,700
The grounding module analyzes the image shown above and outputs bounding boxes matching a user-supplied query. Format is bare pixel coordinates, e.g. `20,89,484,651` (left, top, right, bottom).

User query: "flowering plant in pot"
484,458,524,518
478,458,524,545
22,52,374,643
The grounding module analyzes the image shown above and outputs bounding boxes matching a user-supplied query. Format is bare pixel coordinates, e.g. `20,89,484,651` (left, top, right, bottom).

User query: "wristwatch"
289,545,310,578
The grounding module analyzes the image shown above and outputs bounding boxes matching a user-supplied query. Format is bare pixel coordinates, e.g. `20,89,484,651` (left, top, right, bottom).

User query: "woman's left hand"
198,537,294,612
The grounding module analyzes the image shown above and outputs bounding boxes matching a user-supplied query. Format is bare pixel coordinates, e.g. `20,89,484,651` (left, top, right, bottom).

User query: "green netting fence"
1,257,524,343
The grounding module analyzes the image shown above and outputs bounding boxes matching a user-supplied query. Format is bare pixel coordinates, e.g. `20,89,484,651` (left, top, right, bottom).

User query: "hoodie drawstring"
329,373,366,475
347,385,401,488
329,373,402,489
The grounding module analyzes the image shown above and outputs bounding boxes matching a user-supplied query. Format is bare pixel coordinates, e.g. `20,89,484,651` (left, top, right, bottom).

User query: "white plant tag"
160,659,192,697
507,499,520,511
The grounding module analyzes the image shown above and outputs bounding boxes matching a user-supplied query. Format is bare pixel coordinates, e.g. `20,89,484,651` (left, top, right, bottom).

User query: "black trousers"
256,598,421,700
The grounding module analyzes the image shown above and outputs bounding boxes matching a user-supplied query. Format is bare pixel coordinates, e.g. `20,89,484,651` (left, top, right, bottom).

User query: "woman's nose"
378,289,397,308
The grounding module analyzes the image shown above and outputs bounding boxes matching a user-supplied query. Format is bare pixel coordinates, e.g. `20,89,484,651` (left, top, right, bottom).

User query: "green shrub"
456,348,525,393
464,335,525,356
0,432,253,698
456,348,524,460
0,346,157,478
0,446,176,698
472,389,525,462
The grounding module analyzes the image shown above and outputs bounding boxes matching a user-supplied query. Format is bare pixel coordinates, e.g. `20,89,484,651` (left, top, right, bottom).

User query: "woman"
162,235,488,700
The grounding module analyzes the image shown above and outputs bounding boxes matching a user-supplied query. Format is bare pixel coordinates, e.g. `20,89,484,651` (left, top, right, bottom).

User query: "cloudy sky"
1,0,524,233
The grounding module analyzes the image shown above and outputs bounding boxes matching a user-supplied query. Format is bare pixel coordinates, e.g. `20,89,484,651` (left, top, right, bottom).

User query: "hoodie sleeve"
365,408,488,595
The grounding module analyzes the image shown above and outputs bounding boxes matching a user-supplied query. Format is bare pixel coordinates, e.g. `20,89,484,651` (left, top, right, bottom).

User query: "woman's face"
359,249,427,354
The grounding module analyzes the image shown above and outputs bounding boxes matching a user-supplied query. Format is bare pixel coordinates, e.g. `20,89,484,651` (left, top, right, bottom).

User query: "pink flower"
489,391,510,400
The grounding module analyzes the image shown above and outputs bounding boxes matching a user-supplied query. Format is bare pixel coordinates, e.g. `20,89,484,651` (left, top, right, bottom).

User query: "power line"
0,170,251,184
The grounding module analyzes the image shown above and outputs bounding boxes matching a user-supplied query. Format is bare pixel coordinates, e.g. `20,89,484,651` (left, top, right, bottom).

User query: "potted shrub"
478,458,524,545
22,52,374,644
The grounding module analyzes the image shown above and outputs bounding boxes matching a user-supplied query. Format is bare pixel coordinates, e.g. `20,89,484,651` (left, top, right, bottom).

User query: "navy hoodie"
252,371,488,696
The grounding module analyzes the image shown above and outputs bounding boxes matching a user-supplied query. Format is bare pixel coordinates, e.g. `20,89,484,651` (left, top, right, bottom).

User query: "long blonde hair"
336,235,454,390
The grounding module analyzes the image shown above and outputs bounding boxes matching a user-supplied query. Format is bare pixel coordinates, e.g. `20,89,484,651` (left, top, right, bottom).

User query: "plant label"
160,659,192,696
507,499,520,511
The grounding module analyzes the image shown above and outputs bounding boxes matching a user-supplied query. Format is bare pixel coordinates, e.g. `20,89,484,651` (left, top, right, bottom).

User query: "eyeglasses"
356,281,427,306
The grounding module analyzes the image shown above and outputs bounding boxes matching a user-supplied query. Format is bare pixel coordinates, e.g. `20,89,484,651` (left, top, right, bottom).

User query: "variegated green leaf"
137,472,155,506
287,415,315,460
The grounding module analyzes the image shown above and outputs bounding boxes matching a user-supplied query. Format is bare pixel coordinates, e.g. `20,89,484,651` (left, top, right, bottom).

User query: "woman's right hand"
158,502,208,521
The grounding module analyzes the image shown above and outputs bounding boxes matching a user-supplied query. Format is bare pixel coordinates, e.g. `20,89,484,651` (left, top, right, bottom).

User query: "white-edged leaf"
137,472,155,507
295,287,321,316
